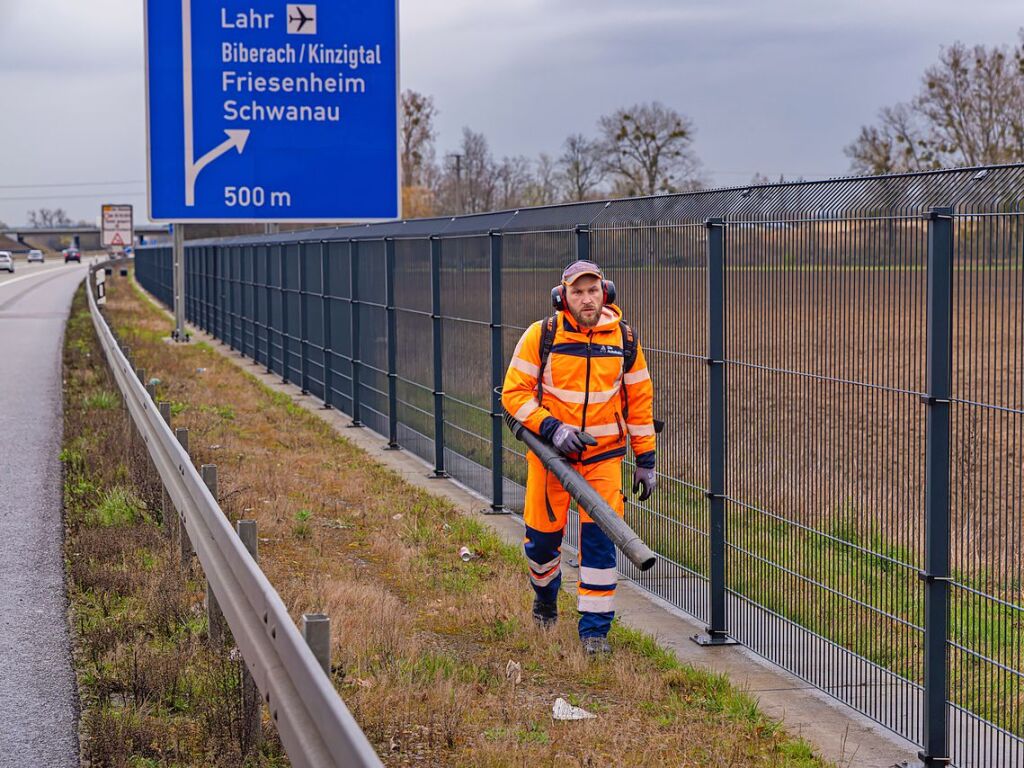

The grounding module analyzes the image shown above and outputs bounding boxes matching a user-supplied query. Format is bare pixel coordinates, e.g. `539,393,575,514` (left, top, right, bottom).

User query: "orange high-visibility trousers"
522,451,623,638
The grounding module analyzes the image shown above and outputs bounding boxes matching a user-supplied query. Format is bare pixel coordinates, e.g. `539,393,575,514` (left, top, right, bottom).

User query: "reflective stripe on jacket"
502,304,656,463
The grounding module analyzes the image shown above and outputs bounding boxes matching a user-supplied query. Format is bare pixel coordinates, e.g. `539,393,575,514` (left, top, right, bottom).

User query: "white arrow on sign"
181,0,250,206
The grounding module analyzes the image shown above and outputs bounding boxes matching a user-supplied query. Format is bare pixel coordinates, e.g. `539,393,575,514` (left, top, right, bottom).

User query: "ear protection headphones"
551,276,616,310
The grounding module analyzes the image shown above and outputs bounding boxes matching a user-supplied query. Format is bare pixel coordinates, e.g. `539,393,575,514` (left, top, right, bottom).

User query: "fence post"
693,218,737,647
385,237,399,448
575,224,590,262
299,242,310,394
430,236,447,478
302,613,332,677
201,464,227,645
265,244,273,374
321,239,333,409
321,240,333,409
349,240,363,427
919,206,954,766
227,247,235,351
280,245,290,384
236,519,264,750
487,230,507,512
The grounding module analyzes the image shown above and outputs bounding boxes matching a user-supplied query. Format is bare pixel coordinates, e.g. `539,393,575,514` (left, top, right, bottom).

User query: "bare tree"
400,90,438,187
525,153,560,207
846,31,1024,174
495,155,533,209
558,133,605,202
598,102,702,196
28,208,72,227
434,128,497,214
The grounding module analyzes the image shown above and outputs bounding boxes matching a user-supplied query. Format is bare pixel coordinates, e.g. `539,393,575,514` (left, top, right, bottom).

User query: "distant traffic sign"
145,0,399,222
101,204,133,249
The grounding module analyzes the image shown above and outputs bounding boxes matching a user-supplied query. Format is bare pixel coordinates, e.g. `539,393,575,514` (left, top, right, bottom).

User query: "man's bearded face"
565,275,604,329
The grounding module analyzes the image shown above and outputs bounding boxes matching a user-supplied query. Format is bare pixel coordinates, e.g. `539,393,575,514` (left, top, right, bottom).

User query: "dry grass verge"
95,270,831,767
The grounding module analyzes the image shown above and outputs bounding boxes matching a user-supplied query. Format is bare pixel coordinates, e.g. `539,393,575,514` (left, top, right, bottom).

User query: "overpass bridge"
0,224,172,253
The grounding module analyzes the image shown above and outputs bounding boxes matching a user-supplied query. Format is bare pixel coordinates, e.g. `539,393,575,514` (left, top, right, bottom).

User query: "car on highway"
0,251,13,273
27,249,44,263
63,247,81,263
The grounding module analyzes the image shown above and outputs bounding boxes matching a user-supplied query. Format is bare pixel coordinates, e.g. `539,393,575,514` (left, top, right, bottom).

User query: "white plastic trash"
552,697,596,721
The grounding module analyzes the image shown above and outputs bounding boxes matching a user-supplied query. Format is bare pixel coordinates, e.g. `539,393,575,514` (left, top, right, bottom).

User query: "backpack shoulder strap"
536,315,557,401
620,320,638,419
620,320,638,372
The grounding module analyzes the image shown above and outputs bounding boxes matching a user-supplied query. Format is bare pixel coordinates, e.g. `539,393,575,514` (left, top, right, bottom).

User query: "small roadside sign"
144,0,399,222
102,204,134,250
96,270,107,306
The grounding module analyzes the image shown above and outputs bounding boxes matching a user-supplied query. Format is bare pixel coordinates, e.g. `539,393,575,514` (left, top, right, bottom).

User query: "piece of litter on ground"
505,659,522,685
392,513,403,520
552,697,596,721
208,444,222,450
458,546,474,561
196,368,207,373
321,518,352,529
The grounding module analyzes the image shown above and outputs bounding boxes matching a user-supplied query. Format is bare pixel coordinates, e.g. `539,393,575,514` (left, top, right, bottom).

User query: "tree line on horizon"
404,29,1024,218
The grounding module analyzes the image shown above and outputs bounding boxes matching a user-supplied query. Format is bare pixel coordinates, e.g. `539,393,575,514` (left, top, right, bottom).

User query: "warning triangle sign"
111,233,125,246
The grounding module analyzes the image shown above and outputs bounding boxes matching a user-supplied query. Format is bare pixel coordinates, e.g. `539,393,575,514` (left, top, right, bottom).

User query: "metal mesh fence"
136,165,1024,767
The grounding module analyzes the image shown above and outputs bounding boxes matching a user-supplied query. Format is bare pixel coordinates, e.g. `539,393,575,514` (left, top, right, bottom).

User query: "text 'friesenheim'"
219,32,384,123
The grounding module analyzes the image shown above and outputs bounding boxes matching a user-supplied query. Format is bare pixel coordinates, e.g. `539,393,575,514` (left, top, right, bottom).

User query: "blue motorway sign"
145,1,398,222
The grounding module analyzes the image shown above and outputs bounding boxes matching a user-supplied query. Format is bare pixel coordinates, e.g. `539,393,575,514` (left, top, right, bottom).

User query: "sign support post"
173,224,186,341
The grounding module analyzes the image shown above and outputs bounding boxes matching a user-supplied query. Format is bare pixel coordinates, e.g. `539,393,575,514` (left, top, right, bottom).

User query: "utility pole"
447,153,463,213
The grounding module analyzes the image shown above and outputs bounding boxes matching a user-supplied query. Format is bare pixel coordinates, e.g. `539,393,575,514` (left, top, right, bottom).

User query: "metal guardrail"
85,261,383,768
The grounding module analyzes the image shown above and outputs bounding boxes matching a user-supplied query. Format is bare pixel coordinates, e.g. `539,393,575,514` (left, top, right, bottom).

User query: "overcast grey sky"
0,0,1021,226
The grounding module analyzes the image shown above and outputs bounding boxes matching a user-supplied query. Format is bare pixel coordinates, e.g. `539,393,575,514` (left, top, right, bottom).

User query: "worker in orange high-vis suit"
501,260,657,656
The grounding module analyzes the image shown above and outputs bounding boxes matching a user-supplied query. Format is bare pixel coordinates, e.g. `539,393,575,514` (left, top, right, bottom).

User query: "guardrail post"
146,381,157,401
299,242,309,394
349,240,362,426
919,206,954,767
201,464,227,645
488,230,506,512
429,236,447,478
136,367,145,384
693,218,737,647
159,402,172,534
575,224,590,262
385,237,399,449
177,429,193,566
321,241,333,410
236,519,264,750
302,613,332,677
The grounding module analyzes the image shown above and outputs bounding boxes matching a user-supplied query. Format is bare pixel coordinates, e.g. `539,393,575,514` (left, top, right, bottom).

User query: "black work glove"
632,467,656,501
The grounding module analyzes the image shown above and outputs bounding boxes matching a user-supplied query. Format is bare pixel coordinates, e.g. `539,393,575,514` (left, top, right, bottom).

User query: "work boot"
532,597,558,629
581,636,611,656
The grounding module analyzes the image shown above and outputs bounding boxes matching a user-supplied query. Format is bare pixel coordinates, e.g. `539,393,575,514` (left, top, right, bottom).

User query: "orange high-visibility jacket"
502,304,656,465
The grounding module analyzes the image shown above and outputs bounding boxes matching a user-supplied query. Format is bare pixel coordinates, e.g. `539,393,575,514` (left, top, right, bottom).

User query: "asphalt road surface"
0,261,88,767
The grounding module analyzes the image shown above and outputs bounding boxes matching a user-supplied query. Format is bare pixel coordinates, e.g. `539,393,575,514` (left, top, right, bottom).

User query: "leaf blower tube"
504,411,658,572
